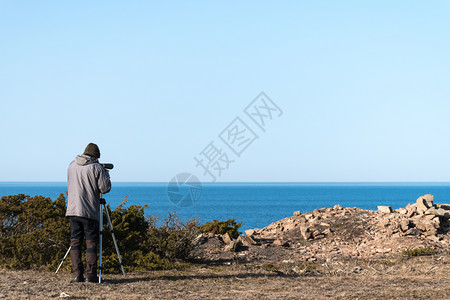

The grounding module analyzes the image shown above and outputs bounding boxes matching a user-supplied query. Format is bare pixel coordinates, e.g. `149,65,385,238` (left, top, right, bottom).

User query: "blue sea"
1,182,450,231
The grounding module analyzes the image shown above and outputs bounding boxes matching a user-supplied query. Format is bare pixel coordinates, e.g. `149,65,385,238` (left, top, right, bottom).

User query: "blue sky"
1,1,449,182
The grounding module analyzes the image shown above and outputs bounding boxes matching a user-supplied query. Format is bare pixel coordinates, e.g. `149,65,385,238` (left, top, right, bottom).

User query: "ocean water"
1,182,450,231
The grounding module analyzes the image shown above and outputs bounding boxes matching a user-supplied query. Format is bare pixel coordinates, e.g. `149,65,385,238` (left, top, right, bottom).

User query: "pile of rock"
221,232,259,252
194,231,260,254
194,195,450,262
377,194,450,239
255,204,360,242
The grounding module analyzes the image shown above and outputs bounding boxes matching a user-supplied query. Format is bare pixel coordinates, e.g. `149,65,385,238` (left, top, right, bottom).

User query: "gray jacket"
66,154,111,221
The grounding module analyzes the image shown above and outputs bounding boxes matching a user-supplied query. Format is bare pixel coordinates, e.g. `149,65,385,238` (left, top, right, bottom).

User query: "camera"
100,163,114,170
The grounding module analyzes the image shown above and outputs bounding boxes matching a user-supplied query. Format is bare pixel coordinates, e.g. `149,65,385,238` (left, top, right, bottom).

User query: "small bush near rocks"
295,263,317,271
402,247,437,258
380,259,395,266
146,211,200,261
199,219,242,239
263,263,276,271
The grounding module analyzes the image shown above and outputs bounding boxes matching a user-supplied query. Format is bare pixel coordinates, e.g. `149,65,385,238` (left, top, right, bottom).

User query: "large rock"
400,219,410,232
414,221,427,232
245,229,255,236
424,214,436,221
398,208,408,215
312,230,325,239
436,204,450,210
425,208,450,219
221,232,232,244
422,194,434,207
425,222,438,236
406,204,417,218
282,222,297,231
416,194,434,213
333,204,343,210
300,225,313,240
304,213,314,220
404,228,421,236
273,239,289,247
379,219,390,227
193,233,207,245
224,240,242,252
238,235,257,246
323,228,334,235
378,206,393,213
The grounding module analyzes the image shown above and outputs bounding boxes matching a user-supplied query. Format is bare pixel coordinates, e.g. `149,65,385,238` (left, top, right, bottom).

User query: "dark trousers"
69,216,99,279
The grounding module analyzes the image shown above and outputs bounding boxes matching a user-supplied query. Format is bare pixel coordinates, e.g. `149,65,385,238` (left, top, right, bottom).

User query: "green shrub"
0,194,240,273
199,219,241,239
0,194,70,269
402,247,437,258
0,194,201,272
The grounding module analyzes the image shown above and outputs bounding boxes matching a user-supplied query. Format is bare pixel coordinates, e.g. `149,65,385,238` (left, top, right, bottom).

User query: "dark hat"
83,143,101,159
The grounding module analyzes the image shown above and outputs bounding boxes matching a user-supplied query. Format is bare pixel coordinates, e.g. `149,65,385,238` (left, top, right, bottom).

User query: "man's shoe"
71,276,85,283
85,276,101,283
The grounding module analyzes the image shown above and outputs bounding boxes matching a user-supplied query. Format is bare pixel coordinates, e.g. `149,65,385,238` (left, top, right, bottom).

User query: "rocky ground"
1,194,450,299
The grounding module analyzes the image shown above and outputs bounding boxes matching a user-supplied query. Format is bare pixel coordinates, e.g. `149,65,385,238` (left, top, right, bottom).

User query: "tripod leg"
104,204,126,276
98,203,104,283
55,246,71,274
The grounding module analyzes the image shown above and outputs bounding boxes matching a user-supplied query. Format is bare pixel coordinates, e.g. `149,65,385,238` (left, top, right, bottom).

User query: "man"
66,143,111,283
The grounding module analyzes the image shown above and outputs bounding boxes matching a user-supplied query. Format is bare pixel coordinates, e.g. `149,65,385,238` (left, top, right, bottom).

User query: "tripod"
99,196,126,282
55,196,126,283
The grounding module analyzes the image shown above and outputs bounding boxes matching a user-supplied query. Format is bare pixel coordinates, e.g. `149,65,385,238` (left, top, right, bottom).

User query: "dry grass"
1,254,449,299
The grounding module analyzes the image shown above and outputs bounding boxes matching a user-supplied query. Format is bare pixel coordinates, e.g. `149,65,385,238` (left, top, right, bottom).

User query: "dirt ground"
2,203,450,299
1,253,449,300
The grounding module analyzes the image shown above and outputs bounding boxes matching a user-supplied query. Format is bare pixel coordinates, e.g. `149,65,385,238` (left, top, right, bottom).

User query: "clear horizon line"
1,181,450,184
